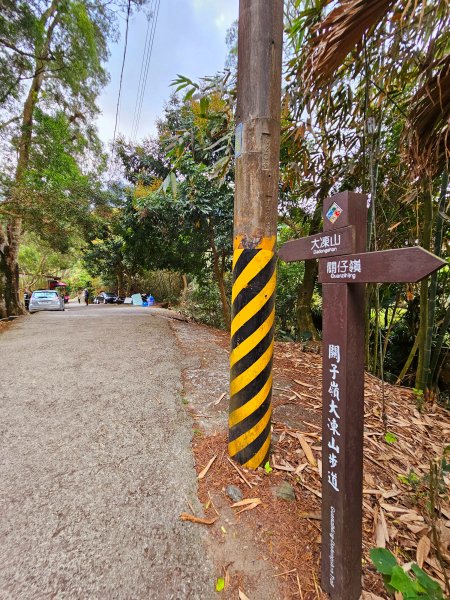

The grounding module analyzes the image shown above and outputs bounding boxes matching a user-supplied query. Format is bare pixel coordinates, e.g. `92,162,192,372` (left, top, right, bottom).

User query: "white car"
29,290,65,313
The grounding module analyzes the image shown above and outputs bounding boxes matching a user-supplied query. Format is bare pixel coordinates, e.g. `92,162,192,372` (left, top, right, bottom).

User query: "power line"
134,0,160,140
131,0,159,141
131,0,160,142
111,0,131,154
130,5,154,141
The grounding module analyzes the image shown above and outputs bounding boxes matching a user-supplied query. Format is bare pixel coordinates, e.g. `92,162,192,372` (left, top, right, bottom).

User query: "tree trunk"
209,231,230,329
430,305,450,387
0,0,60,316
396,332,420,386
427,171,448,388
415,180,433,390
117,270,124,297
0,222,24,317
294,190,327,340
296,258,319,340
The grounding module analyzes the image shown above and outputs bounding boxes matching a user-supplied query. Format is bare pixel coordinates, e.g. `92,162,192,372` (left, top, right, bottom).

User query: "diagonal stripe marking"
231,270,276,338
230,340,274,397
229,373,272,428
232,250,273,303
230,308,275,368
232,249,244,270
229,404,272,457
243,433,271,469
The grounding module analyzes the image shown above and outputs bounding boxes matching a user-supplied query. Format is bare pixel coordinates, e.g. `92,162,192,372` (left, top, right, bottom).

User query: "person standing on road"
84,288,89,306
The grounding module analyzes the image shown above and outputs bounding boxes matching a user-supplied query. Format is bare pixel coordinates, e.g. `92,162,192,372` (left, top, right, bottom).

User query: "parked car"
93,292,118,304
29,290,65,313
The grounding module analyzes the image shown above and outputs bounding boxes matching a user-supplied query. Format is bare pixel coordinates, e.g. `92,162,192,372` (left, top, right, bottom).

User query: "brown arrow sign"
318,247,446,284
279,226,355,262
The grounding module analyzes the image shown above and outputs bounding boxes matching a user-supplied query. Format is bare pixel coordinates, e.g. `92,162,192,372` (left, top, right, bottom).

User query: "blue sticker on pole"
235,122,243,158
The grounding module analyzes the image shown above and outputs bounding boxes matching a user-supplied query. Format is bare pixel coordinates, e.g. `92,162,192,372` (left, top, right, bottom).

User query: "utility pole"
228,0,284,468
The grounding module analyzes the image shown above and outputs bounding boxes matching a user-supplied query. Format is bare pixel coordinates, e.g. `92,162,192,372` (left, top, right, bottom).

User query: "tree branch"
0,38,36,59
0,207,21,219
0,116,20,130
0,38,55,61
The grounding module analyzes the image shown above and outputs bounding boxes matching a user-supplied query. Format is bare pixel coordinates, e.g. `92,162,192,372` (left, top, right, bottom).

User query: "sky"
96,0,239,147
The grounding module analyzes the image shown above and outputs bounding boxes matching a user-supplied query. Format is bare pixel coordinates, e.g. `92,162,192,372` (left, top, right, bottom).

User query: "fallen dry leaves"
188,335,449,599
198,454,217,479
179,512,217,525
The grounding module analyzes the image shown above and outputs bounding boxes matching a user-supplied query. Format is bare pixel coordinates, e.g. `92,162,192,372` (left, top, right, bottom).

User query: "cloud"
191,0,238,31
215,13,226,30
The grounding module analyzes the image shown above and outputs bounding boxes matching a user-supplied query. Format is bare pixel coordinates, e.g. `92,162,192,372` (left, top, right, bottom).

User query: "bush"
178,273,232,329
275,259,305,340
139,270,184,304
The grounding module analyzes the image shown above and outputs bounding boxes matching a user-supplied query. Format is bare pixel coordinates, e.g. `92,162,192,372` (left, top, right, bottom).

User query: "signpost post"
279,191,446,599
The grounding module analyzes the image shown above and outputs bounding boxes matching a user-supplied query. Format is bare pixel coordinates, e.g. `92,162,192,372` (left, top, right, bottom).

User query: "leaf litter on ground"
188,332,449,599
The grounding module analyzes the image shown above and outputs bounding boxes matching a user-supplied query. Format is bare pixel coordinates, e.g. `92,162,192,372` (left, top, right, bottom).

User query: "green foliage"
0,0,150,316
215,577,225,592
418,447,450,500
397,470,421,488
276,259,305,340
111,89,235,326
370,548,443,599
284,0,450,387
179,274,232,330
12,110,101,252
66,260,99,293
413,388,425,411
139,270,183,303
384,432,398,444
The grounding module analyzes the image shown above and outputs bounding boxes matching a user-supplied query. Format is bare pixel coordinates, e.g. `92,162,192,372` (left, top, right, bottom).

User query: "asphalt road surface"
0,303,214,599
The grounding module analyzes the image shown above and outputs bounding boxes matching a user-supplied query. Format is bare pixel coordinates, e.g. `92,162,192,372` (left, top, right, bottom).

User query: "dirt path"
0,304,214,599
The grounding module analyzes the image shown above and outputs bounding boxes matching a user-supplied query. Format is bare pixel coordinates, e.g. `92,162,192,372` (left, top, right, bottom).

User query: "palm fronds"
304,0,395,92
404,54,450,177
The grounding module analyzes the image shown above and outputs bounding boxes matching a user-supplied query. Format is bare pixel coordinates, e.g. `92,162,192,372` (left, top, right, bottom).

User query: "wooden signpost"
279,191,446,600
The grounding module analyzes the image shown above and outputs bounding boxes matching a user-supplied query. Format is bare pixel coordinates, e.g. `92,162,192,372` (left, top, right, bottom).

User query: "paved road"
0,304,214,599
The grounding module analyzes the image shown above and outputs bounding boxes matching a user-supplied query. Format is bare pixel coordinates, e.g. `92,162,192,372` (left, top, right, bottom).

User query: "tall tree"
0,0,146,317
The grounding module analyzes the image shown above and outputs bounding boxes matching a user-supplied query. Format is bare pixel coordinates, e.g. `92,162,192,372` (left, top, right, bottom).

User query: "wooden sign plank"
318,247,446,284
322,282,365,598
278,226,355,262
320,192,367,600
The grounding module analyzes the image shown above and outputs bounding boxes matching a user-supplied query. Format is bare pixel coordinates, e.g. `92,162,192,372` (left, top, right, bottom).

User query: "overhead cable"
131,0,160,142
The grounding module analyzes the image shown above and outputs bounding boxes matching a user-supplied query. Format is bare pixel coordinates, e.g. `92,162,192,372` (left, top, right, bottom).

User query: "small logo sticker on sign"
326,202,343,224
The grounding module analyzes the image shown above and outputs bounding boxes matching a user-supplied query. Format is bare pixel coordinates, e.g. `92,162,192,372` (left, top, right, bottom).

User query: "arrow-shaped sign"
318,247,447,284
279,226,355,262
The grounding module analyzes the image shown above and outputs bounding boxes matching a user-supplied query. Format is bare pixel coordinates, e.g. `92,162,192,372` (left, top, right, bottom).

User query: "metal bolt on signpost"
228,0,283,469
279,191,446,600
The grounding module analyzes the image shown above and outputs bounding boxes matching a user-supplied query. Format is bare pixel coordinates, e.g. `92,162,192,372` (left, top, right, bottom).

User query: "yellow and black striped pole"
229,240,277,468
228,0,283,468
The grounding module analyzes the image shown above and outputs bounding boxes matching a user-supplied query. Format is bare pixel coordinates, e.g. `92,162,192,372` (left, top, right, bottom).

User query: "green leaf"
200,96,210,116
385,432,398,444
264,461,272,474
369,548,398,575
216,577,225,592
389,566,417,597
170,172,177,198
410,564,443,599
184,88,196,101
